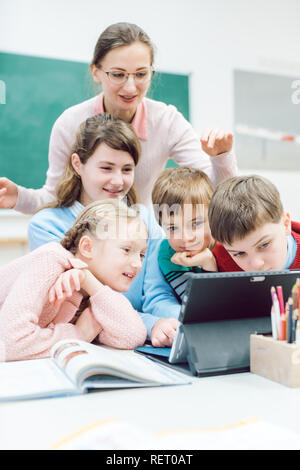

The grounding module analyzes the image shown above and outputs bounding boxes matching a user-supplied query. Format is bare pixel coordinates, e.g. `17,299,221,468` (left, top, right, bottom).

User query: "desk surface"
1,369,300,450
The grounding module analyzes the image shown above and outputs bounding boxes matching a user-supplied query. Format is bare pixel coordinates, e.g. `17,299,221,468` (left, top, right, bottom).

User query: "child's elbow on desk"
98,322,147,350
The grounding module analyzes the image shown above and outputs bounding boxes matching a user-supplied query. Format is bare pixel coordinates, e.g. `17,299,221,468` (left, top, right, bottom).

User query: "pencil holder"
250,334,300,388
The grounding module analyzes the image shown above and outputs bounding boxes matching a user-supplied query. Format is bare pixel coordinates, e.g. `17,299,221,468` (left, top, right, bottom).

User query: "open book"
0,340,191,401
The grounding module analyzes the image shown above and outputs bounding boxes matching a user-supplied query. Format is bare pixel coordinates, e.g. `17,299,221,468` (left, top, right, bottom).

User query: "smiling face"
87,219,148,292
222,214,291,271
92,41,152,122
72,142,135,206
161,204,213,255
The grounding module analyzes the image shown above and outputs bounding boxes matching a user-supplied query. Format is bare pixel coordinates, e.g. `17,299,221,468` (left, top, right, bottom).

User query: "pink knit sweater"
0,243,147,362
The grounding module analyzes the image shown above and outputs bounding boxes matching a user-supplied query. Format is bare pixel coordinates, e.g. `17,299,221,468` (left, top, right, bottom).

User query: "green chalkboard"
0,52,189,188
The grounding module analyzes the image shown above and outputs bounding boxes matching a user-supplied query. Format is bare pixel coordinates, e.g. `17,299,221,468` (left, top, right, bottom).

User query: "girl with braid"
0,199,148,362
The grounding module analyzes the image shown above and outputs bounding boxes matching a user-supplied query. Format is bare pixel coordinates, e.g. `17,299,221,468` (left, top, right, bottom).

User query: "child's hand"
151,318,179,347
201,128,233,157
0,177,18,209
49,268,87,310
171,248,217,271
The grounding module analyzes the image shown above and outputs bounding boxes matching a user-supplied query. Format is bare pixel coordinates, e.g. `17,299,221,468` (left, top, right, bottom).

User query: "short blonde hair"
61,199,147,254
152,167,214,225
208,175,284,245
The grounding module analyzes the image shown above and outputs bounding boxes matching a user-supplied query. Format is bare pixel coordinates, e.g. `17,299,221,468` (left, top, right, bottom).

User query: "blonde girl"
0,199,147,362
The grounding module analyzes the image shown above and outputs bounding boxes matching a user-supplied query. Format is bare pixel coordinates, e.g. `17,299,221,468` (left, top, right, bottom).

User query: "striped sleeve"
158,239,201,302
163,270,192,302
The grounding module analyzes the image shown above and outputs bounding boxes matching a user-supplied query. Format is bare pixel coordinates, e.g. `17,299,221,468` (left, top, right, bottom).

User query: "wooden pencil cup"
250,334,300,388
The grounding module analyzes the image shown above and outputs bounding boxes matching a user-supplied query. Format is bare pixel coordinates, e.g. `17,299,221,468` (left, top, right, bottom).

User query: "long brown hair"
43,113,141,210
91,22,155,68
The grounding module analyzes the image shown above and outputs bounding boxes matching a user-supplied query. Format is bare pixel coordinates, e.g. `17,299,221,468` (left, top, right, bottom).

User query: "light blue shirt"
283,234,297,269
28,202,181,337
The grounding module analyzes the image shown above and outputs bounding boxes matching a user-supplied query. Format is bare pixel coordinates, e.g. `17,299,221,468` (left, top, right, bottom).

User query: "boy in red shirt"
209,175,300,272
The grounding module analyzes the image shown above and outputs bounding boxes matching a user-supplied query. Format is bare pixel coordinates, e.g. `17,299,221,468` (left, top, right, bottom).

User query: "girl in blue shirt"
28,113,179,346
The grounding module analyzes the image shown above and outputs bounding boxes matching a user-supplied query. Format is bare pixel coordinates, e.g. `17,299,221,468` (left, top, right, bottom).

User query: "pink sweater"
0,243,146,362
15,94,238,213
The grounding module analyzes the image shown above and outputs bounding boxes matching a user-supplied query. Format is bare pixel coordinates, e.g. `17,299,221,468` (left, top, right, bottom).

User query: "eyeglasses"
100,67,154,85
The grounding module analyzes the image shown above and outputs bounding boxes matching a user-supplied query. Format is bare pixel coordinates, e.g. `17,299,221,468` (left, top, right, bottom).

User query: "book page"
0,358,77,401
51,340,190,388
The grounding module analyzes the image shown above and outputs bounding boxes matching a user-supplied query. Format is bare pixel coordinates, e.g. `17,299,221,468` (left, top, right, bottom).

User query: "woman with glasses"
0,22,237,213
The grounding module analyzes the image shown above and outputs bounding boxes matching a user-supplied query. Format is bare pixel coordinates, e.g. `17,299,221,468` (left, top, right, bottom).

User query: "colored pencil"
287,297,294,343
276,286,284,314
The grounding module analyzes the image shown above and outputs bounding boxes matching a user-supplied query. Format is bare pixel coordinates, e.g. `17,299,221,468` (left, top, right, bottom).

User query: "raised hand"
201,128,233,157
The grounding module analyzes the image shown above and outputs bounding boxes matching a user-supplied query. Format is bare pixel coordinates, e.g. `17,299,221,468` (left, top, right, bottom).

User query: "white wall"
1,0,300,261
2,0,300,130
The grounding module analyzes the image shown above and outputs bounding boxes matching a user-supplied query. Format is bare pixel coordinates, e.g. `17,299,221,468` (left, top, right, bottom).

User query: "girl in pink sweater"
0,199,147,362
0,22,237,213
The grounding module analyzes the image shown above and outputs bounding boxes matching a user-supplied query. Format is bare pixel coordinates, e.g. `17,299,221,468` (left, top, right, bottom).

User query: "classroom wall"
1,0,300,262
1,0,300,130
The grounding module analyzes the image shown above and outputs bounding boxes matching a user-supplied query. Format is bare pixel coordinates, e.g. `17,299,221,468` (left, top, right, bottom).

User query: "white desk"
1,369,300,450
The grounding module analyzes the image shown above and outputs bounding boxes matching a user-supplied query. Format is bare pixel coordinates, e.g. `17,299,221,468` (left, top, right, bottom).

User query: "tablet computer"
169,269,300,374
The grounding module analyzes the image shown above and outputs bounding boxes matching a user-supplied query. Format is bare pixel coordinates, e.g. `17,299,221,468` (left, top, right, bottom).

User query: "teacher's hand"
0,177,18,209
201,128,233,157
